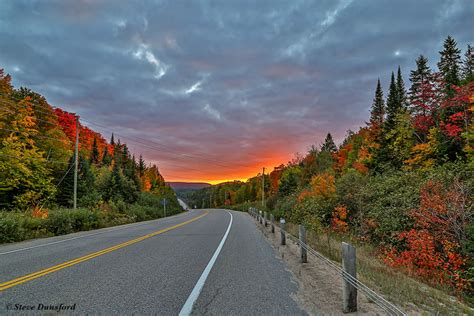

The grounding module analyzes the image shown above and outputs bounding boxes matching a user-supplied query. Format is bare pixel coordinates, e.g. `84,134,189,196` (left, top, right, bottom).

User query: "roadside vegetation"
182,36,474,309
0,71,182,244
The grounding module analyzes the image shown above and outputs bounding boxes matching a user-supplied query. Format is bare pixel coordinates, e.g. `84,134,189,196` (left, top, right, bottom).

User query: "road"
0,209,306,315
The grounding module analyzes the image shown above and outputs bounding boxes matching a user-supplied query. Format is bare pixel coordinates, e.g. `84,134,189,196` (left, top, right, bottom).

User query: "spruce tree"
409,55,432,104
396,66,407,109
138,155,146,177
102,146,111,166
438,35,461,92
385,72,399,130
90,137,100,165
110,133,115,146
462,44,474,81
321,133,337,152
369,79,385,128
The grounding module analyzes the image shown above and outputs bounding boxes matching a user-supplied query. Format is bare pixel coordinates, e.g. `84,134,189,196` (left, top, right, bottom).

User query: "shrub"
0,212,23,243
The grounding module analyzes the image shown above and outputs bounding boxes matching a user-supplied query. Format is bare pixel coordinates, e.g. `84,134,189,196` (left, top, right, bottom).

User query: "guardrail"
248,207,406,316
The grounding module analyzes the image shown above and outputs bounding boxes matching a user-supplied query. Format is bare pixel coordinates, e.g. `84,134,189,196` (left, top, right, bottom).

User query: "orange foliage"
331,205,348,233
269,164,285,195
32,206,48,219
310,173,335,197
384,179,471,291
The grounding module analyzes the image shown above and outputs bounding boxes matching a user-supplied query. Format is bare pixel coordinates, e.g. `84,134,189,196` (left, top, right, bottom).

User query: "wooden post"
342,242,357,313
264,211,267,227
299,225,307,263
270,214,275,233
280,218,286,245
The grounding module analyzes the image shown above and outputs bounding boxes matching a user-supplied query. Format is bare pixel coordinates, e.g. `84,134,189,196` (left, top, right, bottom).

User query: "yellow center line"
0,211,209,292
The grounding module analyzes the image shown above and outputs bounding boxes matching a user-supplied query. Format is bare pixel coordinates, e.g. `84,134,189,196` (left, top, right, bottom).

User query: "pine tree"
369,79,385,128
438,35,461,92
409,55,432,105
102,146,111,166
138,154,146,177
385,72,399,130
462,44,474,81
90,137,100,165
321,133,337,152
110,133,115,146
396,66,407,109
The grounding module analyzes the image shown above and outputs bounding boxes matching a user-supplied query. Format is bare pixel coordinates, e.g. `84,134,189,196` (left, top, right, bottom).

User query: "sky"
0,0,473,183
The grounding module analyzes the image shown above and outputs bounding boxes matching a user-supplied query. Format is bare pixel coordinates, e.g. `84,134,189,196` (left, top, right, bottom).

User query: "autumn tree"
0,96,55,209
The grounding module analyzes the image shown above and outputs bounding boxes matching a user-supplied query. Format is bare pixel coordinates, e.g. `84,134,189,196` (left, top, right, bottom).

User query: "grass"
284,222,473,315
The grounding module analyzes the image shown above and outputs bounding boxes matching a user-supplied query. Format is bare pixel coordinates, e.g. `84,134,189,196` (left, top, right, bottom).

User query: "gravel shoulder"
252,215,386,316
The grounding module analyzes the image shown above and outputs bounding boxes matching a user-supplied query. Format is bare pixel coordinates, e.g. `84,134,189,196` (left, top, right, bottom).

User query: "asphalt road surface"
0,209,306,315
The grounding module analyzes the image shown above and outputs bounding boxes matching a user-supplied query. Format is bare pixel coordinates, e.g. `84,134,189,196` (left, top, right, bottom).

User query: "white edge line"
179,210,233,316
0,210,195,255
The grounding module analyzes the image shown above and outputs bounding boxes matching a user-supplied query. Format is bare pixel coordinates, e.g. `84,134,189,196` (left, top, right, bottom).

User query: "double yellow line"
0,211,208,292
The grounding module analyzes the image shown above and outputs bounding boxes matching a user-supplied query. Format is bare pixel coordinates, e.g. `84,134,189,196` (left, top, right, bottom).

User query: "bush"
45,208,100,235
0,212,23,243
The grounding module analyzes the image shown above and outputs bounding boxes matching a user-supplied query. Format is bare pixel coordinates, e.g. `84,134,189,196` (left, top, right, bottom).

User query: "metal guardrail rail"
248,208,406,316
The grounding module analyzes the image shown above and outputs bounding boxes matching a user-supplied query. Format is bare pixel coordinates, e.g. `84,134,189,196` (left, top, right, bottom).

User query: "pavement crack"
200,285,224,314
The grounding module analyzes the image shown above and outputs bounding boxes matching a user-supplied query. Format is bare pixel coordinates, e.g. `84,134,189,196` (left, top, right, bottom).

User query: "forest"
183,36,474,301
0,71,182,243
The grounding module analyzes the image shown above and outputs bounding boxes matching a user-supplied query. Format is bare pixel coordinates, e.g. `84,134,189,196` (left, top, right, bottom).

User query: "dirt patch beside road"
254,218,386,315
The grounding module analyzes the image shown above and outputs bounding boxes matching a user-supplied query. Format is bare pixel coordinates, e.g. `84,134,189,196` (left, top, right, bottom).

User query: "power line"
0,127,73,144
0,153,69,165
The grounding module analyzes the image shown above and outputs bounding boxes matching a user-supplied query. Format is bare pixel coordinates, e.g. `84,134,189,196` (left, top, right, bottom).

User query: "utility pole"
262,167,265,207
73,115,79,210
209,193,212,209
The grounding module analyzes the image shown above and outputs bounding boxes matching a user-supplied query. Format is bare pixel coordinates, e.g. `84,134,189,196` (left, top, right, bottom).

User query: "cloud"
184,80,202,94
0,0,472,181
203,103,222,121
132,43,168,79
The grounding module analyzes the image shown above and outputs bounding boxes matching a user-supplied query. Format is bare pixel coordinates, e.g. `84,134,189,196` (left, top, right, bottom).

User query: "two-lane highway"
0,209,306,315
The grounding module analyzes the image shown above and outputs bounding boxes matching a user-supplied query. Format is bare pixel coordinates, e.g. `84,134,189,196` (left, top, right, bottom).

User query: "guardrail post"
280,218,286,245
264,212,267,227
299,224,307,263
259,211,262,224
342,242,357,313
270,214,275,233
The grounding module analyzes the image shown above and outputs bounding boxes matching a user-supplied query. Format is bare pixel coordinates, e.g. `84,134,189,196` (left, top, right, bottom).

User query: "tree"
385,72,400,131
438,35,461,93
102,146,111,166
409,55,432,105
278,166,302,196
462,44,474,82
90,137,100,165
369,79,385,129
0,96,55,210
138,155,146,177
396,66,407,109
321,133,337,152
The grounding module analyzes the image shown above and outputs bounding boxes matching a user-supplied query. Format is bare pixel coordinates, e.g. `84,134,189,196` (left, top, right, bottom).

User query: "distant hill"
167,182,212,191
